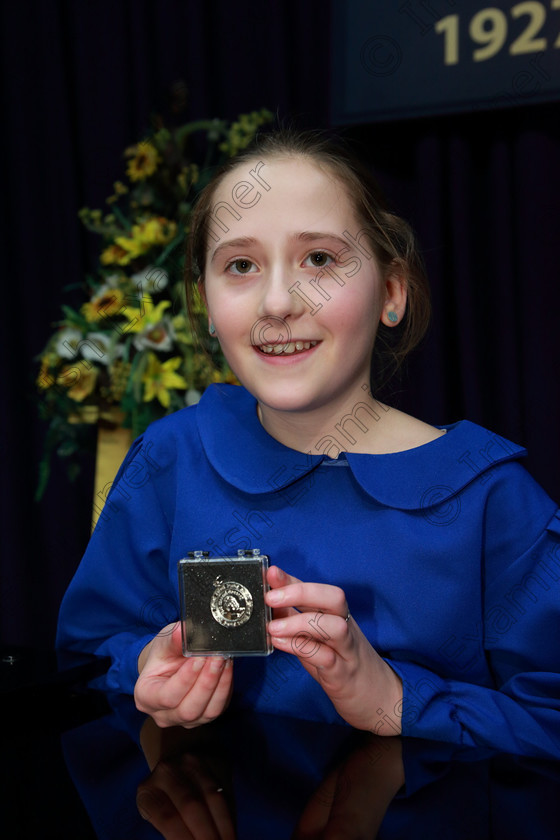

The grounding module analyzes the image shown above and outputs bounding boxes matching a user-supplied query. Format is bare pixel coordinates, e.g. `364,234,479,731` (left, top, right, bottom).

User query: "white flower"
132,316,175,352
131,265,169,296
80,332,122,365
185,388,201,405
103,273,122,288
55,328,83,359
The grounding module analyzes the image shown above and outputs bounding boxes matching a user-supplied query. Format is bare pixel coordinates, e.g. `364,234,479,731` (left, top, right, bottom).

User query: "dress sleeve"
386,466,560,760
56,430,178,695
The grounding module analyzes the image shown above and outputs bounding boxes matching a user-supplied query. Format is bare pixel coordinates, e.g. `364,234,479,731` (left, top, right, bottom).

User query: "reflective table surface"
2,648,559,838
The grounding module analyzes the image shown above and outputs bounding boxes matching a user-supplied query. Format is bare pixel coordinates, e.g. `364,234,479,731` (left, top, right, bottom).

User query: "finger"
177,659,234,727
139,655,229,723
173,658,232,726
189,790,234,840
144,760,222,840
203,790,236,840
266,582,348,621
265,566,303,620
292,768,340,838
266,565,302,588
176,757,235,840
325,753,395,840
270,634,340,671
145,656,213,710
136,781,197,840
268,610,350,647
197,659,234,722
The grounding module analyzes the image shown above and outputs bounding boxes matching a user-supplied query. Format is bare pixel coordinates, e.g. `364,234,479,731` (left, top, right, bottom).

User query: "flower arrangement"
36,108,273,499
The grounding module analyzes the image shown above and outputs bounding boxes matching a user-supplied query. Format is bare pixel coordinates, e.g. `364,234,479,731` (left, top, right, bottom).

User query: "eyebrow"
296,231,352,251
210,232,352,264
210,237,258,264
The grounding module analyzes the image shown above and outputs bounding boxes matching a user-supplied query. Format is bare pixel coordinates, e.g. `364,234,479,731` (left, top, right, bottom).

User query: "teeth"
258,340,317,356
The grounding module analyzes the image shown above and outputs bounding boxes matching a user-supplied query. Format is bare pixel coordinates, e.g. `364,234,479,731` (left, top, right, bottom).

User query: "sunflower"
126,141,161,182
81,287,125,323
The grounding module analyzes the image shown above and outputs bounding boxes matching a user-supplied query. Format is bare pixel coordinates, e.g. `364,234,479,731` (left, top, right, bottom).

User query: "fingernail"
267,590,284,605
192,657,205,672
210,658,225,673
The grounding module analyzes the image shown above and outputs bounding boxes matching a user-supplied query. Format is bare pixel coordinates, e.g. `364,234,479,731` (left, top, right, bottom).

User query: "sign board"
331,0,560,123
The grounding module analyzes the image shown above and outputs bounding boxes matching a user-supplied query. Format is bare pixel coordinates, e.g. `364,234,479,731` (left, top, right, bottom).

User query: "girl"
57,131,560,758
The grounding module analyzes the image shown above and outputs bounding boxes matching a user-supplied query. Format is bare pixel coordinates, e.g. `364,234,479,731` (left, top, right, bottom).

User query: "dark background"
2,0,559,650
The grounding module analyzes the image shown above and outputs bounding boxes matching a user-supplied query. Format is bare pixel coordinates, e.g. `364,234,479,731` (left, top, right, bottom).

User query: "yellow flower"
56,361,99,402
122,294,171,334
82,287,125,322
135,217,177,246
100,243,131,266
112,216,177,265
37,355,58,390
142,353,187,408
126,142,161,182
114,232,149,262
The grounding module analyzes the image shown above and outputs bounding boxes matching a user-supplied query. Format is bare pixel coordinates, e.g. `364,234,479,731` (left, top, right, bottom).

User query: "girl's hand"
136,751,235,840
293,735,404,839
265,566,403,734
134,623,234,729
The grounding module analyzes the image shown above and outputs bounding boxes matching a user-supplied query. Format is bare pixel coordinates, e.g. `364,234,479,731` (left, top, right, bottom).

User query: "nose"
256,262,306,322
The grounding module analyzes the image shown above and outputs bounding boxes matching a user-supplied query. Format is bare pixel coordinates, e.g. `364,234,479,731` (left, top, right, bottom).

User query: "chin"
254,389,326,416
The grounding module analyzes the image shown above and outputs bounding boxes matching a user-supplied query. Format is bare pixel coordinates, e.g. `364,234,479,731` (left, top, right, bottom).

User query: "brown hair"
185,129,430,391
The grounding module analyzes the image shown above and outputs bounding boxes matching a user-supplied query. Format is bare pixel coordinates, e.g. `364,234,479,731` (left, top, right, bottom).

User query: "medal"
211,578,253,627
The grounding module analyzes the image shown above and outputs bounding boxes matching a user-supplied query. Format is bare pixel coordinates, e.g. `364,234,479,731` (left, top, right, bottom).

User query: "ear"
380,263,407,327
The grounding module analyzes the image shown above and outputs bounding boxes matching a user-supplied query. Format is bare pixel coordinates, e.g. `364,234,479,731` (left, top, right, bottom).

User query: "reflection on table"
60,693,560,839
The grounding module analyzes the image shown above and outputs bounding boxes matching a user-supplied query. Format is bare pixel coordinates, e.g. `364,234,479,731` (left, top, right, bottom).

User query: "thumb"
151,621,183,658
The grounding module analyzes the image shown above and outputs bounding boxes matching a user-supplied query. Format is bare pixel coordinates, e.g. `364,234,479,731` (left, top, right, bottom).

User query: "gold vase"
91,409,132,532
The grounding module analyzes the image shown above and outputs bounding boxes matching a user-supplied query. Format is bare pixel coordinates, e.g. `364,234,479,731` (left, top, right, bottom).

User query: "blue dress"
56,384,560,758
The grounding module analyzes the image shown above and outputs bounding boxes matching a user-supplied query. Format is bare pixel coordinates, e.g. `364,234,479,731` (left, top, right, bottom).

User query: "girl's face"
202,156,406,421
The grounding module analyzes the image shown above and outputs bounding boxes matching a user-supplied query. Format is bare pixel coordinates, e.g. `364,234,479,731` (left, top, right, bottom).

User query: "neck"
257,387,391,457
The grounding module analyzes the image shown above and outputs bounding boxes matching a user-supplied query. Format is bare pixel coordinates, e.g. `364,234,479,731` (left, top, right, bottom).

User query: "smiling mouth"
256,340,319,356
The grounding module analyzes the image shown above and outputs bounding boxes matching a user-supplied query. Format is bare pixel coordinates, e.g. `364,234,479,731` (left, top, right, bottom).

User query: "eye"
226,258,256,275
303,251,335,268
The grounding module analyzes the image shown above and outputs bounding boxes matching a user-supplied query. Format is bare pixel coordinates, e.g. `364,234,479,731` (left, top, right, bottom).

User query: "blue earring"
387,311,399,324
209,322,216,335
